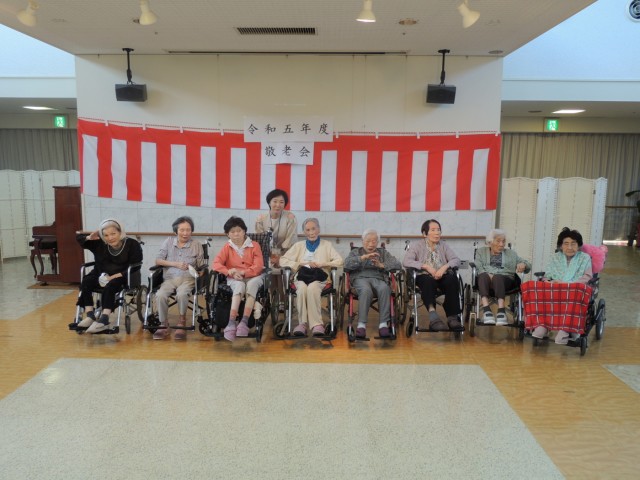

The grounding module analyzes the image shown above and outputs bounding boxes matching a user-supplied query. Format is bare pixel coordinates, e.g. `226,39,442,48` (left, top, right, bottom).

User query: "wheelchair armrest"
282,266,293,288
468,262,477,285
330,266,338,286
126,262,143,289
149,265,161,271
534,271,545,280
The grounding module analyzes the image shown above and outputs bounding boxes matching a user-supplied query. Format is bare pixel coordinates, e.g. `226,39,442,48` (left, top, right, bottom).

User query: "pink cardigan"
212,241,264,278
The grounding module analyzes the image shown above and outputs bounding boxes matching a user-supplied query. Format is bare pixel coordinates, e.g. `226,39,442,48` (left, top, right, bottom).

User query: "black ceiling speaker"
426,49,456,104
115,48,147,102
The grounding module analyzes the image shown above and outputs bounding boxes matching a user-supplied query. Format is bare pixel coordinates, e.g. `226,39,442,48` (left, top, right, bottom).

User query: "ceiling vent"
628,0,640,21
236,27,316,35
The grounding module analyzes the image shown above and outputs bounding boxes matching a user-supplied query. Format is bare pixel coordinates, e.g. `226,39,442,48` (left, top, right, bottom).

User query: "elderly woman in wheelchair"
526,227,593,346
343,229,401,340
73,219,143,334
212,216,265,342
403,219,463,332
473,229,530,326
279,218,343,337
150,216,206,340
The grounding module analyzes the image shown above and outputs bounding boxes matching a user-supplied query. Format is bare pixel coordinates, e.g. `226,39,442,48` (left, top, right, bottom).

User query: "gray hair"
301,217,320,231
98,218,127,242
486,228,507,245
362,229,379,241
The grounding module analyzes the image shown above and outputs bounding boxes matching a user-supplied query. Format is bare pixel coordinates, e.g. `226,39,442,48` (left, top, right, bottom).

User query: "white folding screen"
500,177,607,274
534,178,560,274
499,178,538,273
0,171,26,259
0,170,79,259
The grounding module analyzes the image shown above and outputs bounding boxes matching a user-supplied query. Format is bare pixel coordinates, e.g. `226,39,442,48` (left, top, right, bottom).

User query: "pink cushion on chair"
580,244,607,274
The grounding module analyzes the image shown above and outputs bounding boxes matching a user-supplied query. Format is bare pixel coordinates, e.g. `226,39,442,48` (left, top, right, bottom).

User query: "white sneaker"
482,311,495,325
554,330,570,345
86,321,109,334
495,312,508,326
77,316,95,328
531,325,548,339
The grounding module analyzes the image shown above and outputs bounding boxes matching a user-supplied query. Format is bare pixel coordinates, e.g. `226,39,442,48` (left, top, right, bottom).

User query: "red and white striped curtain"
78,119,501,212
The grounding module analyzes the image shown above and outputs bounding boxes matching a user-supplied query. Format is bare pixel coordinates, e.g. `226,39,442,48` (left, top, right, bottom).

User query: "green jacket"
474,246,531,275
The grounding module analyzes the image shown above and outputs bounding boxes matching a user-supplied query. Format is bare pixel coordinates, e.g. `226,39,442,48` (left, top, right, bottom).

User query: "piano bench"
29,240,58,277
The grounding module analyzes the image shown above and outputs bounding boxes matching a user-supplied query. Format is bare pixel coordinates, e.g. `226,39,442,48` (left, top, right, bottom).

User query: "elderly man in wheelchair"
343,229,402,341
148,216,207,340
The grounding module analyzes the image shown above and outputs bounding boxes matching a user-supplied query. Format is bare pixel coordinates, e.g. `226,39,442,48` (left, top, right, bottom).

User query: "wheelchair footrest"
68,323,79,331
354,336,371,342
273,333,307,340
373,334,396,340
93,326,120,335
171,325,195,331
416,326,464,333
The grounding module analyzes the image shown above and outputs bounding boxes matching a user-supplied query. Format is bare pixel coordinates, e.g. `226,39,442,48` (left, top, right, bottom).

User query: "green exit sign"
53,115,68,128
544,118,559,132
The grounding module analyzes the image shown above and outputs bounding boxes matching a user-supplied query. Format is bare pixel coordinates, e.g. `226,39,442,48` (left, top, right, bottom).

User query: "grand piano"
30,185,84,284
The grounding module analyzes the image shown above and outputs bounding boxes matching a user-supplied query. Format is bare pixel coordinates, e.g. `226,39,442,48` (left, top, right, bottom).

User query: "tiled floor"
1,245,639,479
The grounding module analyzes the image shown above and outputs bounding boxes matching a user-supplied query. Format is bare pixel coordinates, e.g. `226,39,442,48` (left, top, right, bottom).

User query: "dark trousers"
477,273,519,300
415,272,461,317
77,271,126,311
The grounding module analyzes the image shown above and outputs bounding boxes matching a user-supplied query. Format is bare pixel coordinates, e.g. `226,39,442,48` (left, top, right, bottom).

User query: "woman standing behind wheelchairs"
475,229,530,325
213,216,265,342
75,219,143,334
254,189,298,310
403,219,462,331
279,218,343,337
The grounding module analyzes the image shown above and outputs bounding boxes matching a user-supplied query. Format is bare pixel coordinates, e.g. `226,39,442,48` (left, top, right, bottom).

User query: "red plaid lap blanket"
521,281,592,334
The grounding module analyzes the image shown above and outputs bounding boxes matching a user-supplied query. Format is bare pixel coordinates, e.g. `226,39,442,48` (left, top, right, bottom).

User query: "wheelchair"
523,245,607,356
339,242,404,343
198,232,276,343
141,239,211,338
465,242,525,340
403,266,466,339
68,261,144,335
273,266,340,341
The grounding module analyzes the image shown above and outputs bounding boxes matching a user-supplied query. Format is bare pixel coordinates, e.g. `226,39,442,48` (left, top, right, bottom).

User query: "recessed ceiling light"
398,18,417,26
528,110,542,114
23,106,55,110
488,50,503,55
552,109,585,114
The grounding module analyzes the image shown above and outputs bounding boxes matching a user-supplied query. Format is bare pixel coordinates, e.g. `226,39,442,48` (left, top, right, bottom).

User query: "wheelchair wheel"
580,336,588,356
595,298,606,340
517,324,525,341
274,321,287,338
405,315,414,338
462,284,472,324
324,322,335,338
256,322,263,343
395,273,406,324
136,286,148,323
347,325,356,343
198,318,214,336
270,290,280,325
533,337,539,347
125,315,131,334
146,314,160,334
